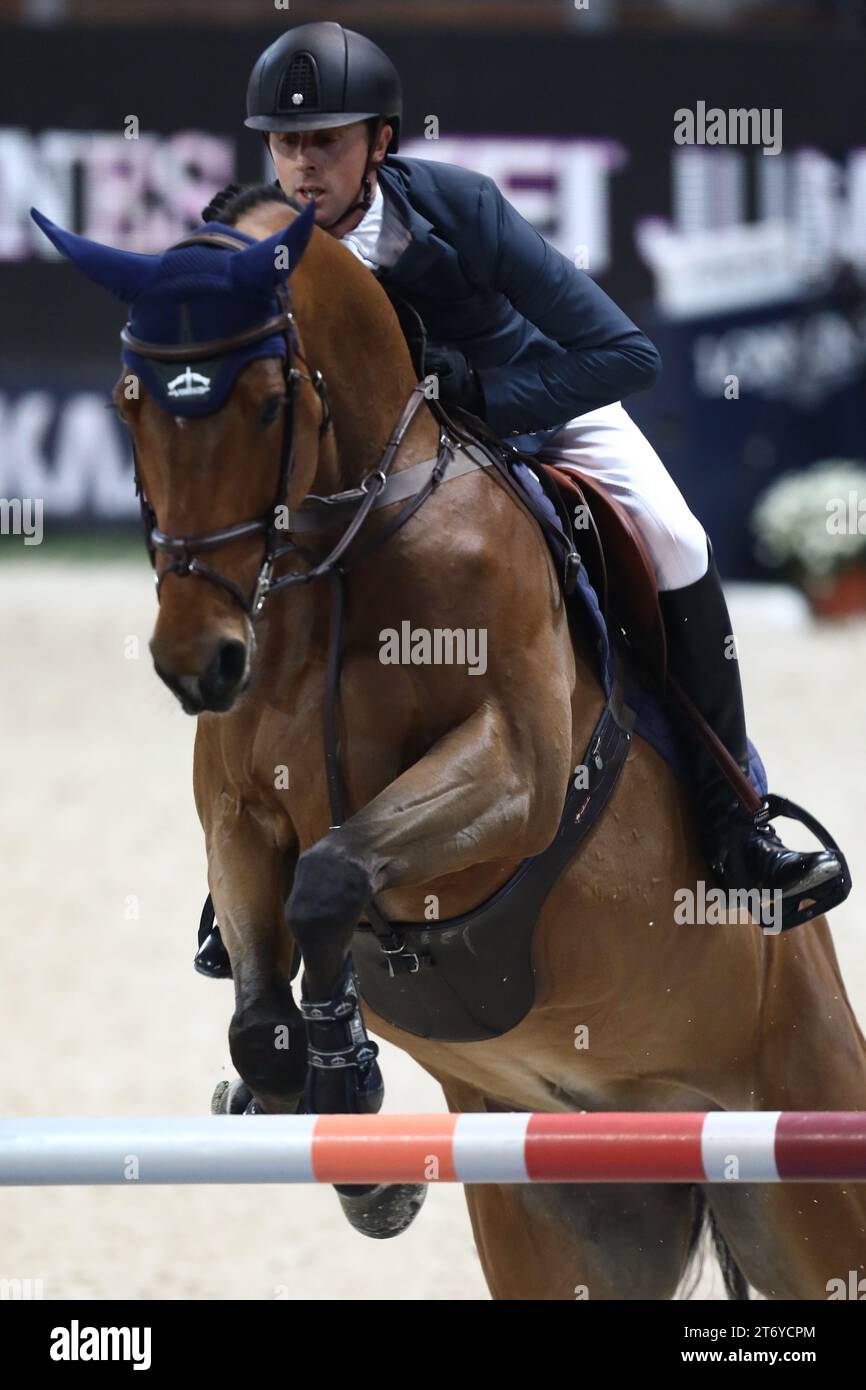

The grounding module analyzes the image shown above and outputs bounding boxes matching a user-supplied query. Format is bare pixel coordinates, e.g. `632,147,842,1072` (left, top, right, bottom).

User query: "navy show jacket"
375,155,661,456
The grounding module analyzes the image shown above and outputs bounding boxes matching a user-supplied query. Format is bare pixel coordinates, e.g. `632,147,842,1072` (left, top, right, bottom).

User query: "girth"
351,677,635,1042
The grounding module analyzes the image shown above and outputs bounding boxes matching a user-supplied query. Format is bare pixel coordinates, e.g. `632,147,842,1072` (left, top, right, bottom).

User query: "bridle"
121,226,440,619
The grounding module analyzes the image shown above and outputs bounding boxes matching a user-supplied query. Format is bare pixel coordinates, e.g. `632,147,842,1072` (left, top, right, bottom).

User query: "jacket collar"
374,163,442,290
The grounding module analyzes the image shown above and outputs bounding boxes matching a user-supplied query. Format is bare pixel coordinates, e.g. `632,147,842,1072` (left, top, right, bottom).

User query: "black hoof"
335,1182,428,1239
211,1078,254,1114
212,1078,304,1115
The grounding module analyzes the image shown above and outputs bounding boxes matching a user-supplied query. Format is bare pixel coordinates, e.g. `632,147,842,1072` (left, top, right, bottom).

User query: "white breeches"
536,401,709,591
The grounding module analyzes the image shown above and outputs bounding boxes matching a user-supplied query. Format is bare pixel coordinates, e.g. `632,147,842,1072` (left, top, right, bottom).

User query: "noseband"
123,227,434,617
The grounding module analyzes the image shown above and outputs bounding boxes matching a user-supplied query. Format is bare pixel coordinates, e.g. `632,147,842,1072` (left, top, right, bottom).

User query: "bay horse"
33,190,866,1300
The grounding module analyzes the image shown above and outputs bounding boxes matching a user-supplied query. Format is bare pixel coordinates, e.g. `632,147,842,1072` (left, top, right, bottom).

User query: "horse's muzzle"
153,637,250,715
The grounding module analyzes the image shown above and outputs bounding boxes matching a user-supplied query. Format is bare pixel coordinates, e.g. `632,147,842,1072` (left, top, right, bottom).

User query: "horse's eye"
260,394,283,426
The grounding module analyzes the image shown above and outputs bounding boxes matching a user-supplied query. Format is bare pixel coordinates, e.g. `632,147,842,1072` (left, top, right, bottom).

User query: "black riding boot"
194,896,232,978
658,540,844,923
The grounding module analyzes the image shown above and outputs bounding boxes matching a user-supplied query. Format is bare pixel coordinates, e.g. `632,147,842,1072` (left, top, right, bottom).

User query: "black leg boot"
658,540,845,924
298,955,385,1115
299,955,428,1239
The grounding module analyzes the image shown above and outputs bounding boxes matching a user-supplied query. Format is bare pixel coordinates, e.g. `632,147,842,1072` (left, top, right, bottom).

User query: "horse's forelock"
203,182,302,229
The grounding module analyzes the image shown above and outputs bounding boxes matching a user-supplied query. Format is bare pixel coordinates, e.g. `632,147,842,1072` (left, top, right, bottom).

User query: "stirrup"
754,793,853,931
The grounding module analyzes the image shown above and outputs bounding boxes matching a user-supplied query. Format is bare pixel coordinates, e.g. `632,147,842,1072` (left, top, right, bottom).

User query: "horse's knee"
287,842,372,961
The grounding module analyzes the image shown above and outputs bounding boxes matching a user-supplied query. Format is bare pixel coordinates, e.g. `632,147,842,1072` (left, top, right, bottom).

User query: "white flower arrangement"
751,460,866,581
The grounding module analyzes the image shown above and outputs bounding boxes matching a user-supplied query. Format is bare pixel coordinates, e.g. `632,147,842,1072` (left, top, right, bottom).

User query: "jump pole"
1,1112,865,1186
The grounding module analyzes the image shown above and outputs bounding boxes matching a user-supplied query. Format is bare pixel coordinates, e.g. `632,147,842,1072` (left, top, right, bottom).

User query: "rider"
196,20,845,974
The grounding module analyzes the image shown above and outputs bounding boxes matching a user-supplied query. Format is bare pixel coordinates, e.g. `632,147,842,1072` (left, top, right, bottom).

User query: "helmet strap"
317,175,372,231
317,122,379,232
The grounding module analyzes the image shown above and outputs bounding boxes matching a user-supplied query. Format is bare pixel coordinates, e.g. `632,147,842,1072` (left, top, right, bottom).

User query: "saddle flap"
541,462,668,690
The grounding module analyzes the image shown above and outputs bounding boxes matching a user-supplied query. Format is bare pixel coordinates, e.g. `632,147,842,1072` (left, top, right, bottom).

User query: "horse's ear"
230,199,316,295
29,207,159,302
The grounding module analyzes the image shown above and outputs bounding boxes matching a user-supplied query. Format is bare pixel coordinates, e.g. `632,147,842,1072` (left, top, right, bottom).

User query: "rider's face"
267,119,392,230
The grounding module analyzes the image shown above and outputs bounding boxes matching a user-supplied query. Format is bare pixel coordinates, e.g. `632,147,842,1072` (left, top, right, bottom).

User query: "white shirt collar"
338,177,411,273
338,180,386,271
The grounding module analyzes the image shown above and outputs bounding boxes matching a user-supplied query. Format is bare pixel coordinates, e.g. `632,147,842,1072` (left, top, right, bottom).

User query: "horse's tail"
678,1186,750,1301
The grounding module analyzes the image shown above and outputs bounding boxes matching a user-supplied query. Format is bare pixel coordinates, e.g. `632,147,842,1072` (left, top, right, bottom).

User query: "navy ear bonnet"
120,225,290,418
29,201,316,418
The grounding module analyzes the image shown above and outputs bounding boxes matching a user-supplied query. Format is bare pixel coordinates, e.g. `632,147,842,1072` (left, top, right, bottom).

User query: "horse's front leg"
288,700,568,1114
201,794,304,1114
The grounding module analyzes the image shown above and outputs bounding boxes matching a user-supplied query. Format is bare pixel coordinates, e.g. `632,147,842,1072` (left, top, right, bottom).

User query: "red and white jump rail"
1,1112,865,1186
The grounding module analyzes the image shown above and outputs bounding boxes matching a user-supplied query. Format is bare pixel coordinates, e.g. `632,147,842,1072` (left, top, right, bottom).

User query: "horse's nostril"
215,639,247,690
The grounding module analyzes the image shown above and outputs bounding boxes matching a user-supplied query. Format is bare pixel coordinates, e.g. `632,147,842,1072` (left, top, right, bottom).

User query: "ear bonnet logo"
166,367,212,399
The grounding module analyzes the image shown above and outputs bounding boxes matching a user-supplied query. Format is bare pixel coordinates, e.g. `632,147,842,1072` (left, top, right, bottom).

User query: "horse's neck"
237,203,440,493
295,258,440,492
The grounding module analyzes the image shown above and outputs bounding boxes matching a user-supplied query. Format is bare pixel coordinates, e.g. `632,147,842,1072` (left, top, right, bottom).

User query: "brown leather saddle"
537,460,760,813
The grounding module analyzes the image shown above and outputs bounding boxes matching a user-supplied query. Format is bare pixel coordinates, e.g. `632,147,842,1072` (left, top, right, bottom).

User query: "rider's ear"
376,121,393,158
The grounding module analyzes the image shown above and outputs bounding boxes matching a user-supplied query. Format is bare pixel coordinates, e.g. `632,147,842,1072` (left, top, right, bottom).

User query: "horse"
34,188,866,1300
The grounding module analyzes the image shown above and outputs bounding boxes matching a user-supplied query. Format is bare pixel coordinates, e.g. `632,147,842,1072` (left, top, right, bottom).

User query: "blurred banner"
2,24,865,574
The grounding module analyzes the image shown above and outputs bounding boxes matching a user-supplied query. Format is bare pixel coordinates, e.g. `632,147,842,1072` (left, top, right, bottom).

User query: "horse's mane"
201,181,303,227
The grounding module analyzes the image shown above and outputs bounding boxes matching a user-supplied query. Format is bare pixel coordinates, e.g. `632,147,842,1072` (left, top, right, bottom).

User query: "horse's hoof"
210,1078,254,1115
335,1182,428,1240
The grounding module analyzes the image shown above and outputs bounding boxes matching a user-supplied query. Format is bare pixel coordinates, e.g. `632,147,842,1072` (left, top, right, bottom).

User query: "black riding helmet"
246,22,402,229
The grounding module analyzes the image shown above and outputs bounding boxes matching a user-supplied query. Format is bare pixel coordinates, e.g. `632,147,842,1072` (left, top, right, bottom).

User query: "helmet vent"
277,53,320,112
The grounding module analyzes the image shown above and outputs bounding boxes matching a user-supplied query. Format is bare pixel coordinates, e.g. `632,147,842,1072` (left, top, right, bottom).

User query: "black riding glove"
424,342,486,419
